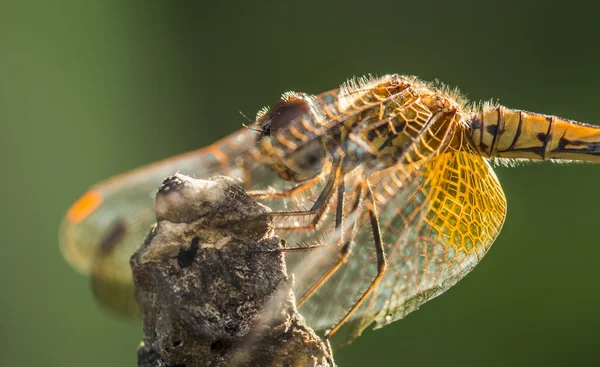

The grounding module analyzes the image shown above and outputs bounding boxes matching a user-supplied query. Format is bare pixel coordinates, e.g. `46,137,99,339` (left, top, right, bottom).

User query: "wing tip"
66,190,103,223
60,191,103,274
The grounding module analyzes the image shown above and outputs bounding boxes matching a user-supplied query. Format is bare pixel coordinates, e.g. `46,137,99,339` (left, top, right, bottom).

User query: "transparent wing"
358,147,507,331
60,128,258,316
295,144,507,345
60,89,343,317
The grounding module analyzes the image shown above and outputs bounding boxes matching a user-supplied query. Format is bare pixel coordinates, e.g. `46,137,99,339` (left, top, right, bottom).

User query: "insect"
60,74,600,345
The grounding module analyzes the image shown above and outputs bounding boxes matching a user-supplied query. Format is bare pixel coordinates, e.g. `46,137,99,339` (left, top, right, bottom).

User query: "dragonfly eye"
268,96,312,135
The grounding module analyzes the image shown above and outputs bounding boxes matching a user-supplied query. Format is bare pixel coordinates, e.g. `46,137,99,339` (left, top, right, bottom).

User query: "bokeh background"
2,1,600,366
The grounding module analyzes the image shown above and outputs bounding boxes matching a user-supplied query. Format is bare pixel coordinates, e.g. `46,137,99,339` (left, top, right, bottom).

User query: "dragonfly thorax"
255,75,469,183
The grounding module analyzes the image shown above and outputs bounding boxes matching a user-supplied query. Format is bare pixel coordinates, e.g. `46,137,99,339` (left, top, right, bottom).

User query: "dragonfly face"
60,74,600,344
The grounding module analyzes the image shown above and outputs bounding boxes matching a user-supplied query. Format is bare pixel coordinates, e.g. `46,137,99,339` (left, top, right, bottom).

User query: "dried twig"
131,174,332,367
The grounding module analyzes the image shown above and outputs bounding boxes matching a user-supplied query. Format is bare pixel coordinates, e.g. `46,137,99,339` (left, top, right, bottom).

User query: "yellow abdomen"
470,106,600,162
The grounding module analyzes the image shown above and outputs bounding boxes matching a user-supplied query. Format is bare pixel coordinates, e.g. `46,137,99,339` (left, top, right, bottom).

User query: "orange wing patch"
66,190,103,223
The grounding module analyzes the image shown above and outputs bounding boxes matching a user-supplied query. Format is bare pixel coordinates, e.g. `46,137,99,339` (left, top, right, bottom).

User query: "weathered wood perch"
131,174,333,367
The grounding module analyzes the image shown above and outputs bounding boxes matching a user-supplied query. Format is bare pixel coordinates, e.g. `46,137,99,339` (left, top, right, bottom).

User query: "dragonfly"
60,74,600,345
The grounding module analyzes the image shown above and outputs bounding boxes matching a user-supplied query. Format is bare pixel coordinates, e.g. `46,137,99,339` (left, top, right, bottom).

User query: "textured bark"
131,174,332,367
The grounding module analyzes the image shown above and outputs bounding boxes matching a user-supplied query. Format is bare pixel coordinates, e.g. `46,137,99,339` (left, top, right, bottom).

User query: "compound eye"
269,96,311,134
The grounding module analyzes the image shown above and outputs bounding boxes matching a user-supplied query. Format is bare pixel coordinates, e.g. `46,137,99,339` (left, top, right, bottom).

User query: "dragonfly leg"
247,174,322,199
325,181,387,338
267,162,343,232
296,184,363,307
268,181,353,255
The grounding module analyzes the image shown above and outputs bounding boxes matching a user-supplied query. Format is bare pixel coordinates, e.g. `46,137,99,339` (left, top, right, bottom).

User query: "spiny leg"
296,184,363,307
266,160,343,232
274,181,350,255
247,174,322,199
325,181,387,338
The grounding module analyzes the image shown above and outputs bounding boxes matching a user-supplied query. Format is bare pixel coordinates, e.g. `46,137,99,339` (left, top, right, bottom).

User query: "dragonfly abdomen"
470,106,600,162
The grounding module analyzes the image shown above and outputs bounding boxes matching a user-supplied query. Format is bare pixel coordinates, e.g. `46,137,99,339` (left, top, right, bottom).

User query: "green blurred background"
2,0,600,366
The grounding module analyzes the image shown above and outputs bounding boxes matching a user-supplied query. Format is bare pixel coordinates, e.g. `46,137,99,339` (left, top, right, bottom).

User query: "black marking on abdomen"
498,146,545,156
486,124,500,135
488,107,503,155
552,137,600,156
541,116,554,160
470,118,482,132
501,110,523,152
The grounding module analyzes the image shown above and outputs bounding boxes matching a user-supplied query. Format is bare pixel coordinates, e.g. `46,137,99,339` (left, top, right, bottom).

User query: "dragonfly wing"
357,148,507,338
295,147,507,344
60,87,344,318
60,128,257,316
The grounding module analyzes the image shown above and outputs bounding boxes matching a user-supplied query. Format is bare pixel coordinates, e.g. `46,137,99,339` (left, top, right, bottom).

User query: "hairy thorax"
255,74,473,183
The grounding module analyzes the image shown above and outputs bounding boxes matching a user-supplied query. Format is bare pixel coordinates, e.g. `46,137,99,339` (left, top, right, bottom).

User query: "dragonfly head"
255,92,327,182
256,91,312,140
